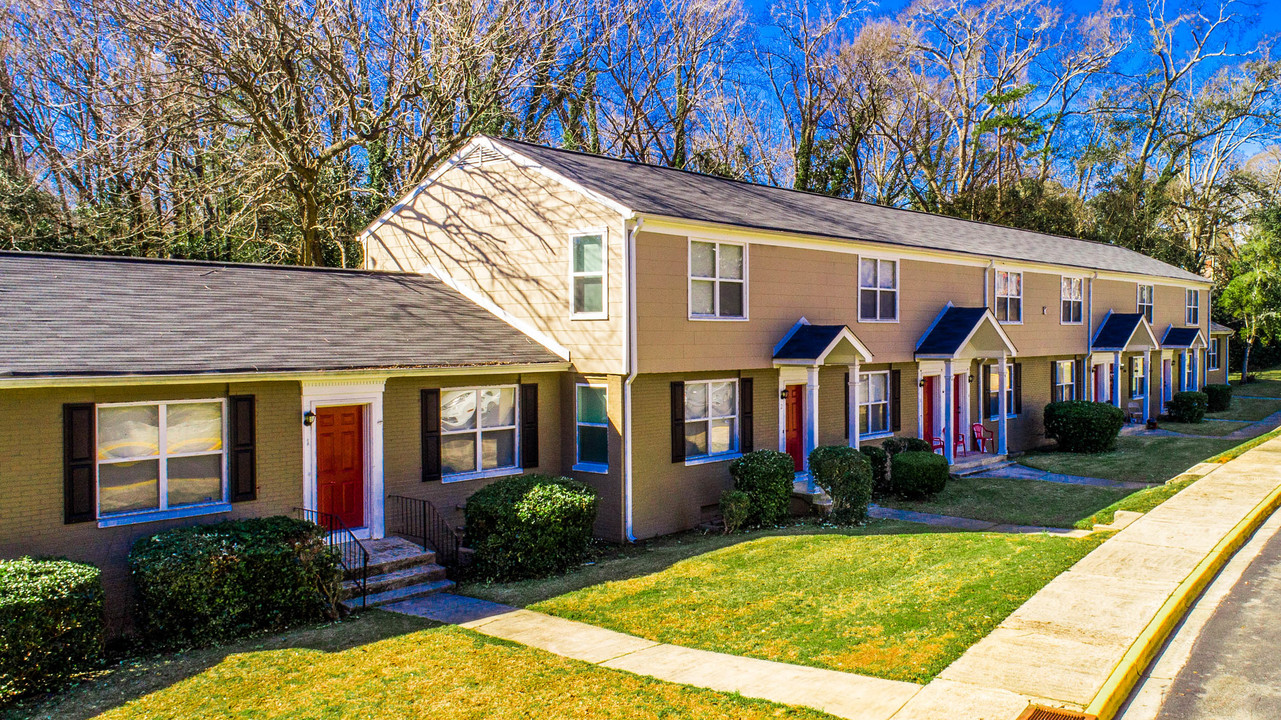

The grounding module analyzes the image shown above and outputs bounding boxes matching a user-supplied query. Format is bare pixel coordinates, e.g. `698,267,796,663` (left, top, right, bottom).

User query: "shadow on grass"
1,612,438,720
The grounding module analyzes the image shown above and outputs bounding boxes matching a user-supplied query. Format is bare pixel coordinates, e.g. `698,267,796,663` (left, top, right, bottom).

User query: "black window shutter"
1075,358,1086,399
740,377,754,453
890,369,902,431
1126,358,1135,399
981,365,992,417
1013,363,1023,415
520,383,539,469
63,403,95,524
229,395,257,502
1050,361,1059,402
421,389,442,481
843,372,850,440
671,381,686,463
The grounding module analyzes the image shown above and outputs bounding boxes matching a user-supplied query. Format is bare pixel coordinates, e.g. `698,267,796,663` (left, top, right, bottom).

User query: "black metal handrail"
295,507,370,608
386,495,463,568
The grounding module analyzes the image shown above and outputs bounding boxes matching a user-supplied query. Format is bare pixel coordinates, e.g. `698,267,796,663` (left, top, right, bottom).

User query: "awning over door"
773,320,873,365
915,304,1018,360
1162,327,1207,349
1092,312,1160,352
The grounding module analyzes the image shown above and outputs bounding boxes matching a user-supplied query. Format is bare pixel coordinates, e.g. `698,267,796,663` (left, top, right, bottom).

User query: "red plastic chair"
930,436,945,455
954,432,969,457
971,423,994,454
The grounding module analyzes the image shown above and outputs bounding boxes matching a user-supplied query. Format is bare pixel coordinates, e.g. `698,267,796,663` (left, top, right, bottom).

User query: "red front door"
922,376,936,442
785,385,805,472
316,405,365,529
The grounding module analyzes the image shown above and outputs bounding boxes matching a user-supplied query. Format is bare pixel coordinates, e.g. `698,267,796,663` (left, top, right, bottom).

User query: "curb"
1081,478,1281,720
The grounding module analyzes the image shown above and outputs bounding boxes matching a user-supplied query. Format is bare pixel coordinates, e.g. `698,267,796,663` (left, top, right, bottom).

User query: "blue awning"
915,305,1017,359
773,321,873,364
1162,327,1206,349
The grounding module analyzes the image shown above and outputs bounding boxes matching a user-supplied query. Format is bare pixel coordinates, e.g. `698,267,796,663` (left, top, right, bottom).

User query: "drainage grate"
1016,706,1097,720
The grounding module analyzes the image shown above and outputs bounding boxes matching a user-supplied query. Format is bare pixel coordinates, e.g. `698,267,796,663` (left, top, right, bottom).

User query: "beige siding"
1000,271,1094,357
558,372,626,542
364,157,626,374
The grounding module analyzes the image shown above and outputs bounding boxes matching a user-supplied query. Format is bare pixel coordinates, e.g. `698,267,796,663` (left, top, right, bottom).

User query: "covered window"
858,372,891,436
985,364,1016,419
1138,285,1154,323
995,270,1022,323
689,240,745,319
1186,289,1200,326
575,385,608,470
571,232,606,317
684,380,738,459
1053,360,1076,402
858,258,898,321
1130,357,1146,398
1208,338,1220,371
1061,277,1083,324
1184,351,1197,390
96,400,226,520
440,387,518,479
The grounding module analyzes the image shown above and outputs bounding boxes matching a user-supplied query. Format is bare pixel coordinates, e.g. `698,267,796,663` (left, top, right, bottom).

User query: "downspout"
623,215,644,542
983,261,992,308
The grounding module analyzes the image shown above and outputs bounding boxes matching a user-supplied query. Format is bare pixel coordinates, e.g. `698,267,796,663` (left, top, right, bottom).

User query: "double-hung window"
1184,352,1197,390
96,400,227,522
1130,357,1147,398
1061,277,1083,324
570,232,606,318
986,364,1016,418
689,240,745,319
1185,289,1200,326
575,385,608,471
440,386,518,480
1138,285,1154,323
995,270,1022,323
858,372,891,436
684,380,738,459
858,258,898,321
1053,360,1076,402
1208,338,1220,371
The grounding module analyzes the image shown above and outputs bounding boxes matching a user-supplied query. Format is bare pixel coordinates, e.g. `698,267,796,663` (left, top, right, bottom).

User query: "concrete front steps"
949,453,1010,476
341,536,454,610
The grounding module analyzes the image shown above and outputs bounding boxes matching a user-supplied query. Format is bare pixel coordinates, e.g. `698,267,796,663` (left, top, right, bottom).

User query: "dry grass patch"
877,475,1133,528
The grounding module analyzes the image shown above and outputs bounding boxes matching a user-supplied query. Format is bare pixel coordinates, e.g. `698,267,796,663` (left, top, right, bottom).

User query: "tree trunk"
1242,338,1253,383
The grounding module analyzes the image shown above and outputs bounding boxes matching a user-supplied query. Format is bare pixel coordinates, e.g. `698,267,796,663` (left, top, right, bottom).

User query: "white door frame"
301,377,387,540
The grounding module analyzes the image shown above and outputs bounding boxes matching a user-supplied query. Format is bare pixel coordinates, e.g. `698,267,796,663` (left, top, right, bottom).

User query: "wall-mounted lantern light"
303,410,316,427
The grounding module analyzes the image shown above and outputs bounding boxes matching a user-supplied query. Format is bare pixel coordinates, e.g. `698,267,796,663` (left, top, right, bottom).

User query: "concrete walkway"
384,593,921,720
890,434,1281,719
869,504,1094,537
1125,409,1281,441
968,463,1147,489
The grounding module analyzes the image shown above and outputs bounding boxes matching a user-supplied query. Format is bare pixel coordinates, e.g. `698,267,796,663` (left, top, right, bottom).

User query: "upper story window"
440,386,518,481
684,379,738,459
575,385,608,471
1138,285,1154,323
1185,289,1200,326
97,400,227,521
570,232,606,318
1208,338,1220,371
1060,277,1083,324
689,240,745,319
858,371,892,436
995,270,1022,323
858,258,898,322
1053,360,1076,402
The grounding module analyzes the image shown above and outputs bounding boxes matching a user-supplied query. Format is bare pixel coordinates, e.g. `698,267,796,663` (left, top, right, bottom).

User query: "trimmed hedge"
1168,391,1209,424
1204,384,1232,413
465,474,598,581
889,451,949,499
1043,400,1125,453
0,558,103,700
902,437,933,453
808,446,873,524
859,445,890,497
719,490,751,534
729,450,795,527
130,517,341,648
880,437,905,458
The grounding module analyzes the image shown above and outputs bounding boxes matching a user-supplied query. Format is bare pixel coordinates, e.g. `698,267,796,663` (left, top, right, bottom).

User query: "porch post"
848,362,860,449
943,360,955,464
1143,348,1152,422
805,365,820,492
916,366,924,440
998,353,1009,456
1112,351,1122,408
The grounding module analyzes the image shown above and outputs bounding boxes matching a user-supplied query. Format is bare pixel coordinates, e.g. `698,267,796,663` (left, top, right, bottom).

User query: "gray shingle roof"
0,252,562,378
1210,320,1233,334
492,137,1207,284
1092,313,1147,351
1162,327,1204,348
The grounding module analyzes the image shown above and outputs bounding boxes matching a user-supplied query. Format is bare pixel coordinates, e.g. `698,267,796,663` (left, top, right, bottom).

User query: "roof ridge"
0,250,416,277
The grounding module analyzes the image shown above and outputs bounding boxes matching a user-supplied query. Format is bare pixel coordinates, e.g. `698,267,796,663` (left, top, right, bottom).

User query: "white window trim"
1131,357,1147,399
1208,338,1221,371
688,239,749,321
857,255,900,323
95,398,230,527
985,363,1018,419
858,370,893,436
995,269,1023,325
1186,289,1200,327
683,378,741,461
569,228,609,320
440,384,522,484
1060,276,1084,325
1054,360,1077,402
573,383,609,474
301,377,386,539
1138,284,1155,323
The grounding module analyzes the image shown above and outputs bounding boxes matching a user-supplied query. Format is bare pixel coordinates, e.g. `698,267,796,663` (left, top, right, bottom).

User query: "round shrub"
902,437,933,453
729,450,795,527
464,474,598,581
719,489,751,534
880,437,906,458
808,446,873,524
1043,400,1125,453
889,451,949,499
858,445,890,497
130,516,341,649
1204,384,1232,413
0,558,103,700
1167,391,1209,424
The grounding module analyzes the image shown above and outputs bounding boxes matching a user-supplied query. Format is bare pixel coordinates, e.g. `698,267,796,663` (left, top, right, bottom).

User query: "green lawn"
1157,419,1248,436
1230,367,1281,398
1021,436,1241,484
1208,396,1281,422
527,531,1105,684
876,475,1132,528
4,612,833,720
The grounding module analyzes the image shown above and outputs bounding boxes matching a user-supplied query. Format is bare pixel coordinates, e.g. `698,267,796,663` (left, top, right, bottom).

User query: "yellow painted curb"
1082,479,1281,720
